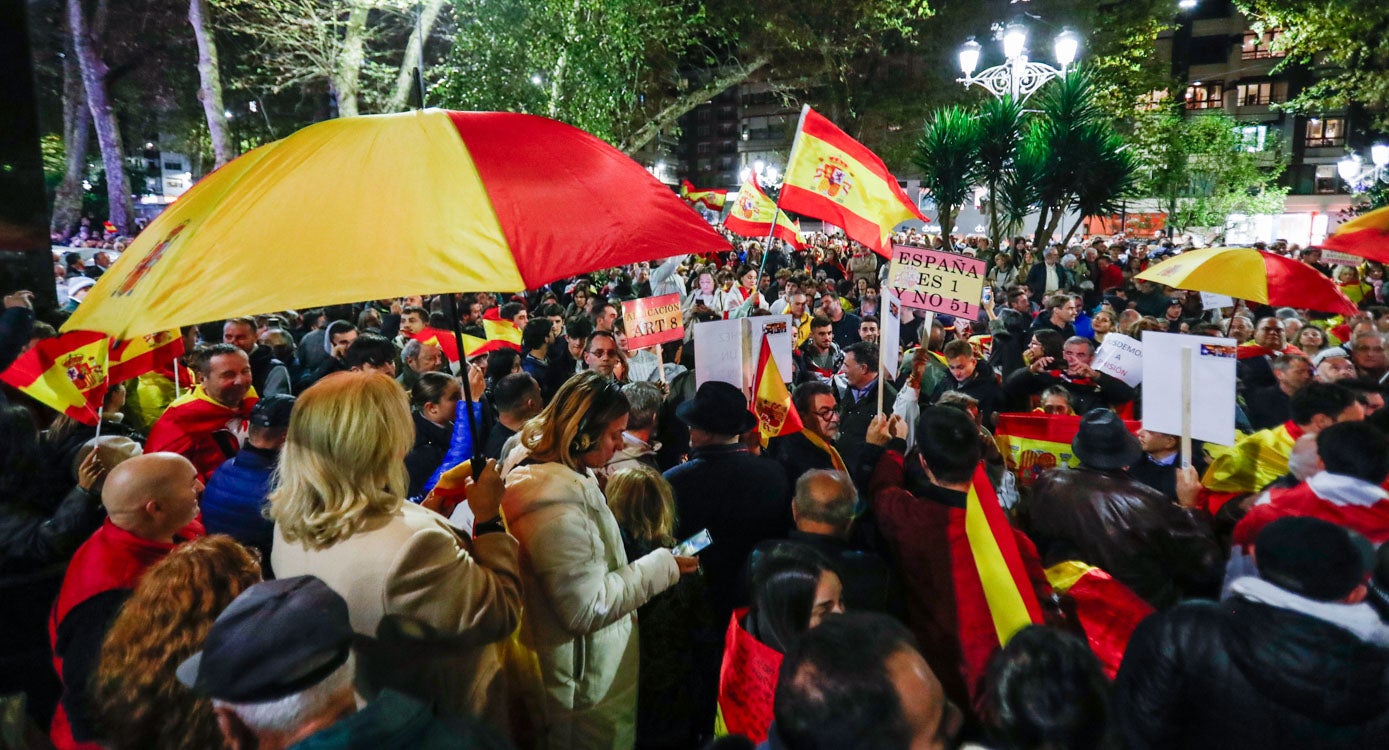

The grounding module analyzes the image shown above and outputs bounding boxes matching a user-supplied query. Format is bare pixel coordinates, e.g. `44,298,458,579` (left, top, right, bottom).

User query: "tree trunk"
189,0,233,167
1061,213,1086,246
620,56,771,155
52,45,90,236
68,0,134,234
1041,202,1068,245
548,0,584,119
333,0,370,117
1030,199,1049,254
387,0,447,112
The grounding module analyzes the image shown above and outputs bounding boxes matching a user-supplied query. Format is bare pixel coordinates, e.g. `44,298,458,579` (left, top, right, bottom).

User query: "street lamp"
957,24,1080,101
1338,145,1389,191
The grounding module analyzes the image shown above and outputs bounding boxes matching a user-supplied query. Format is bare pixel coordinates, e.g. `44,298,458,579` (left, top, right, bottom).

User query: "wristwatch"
474,516,507,536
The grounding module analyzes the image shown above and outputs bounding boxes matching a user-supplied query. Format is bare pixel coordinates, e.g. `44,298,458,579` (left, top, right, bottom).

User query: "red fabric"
445,112,728,289
969,464,1046,625
1255,250,1359,315
1059,568,1154,679
48,520,202,750
718,608,782,744
1321,226,1389,263
1197,489,1243,515
108,333,186,384
1234,481,1389,548
1099,264,1125,292
1236,343,1303,360
145,392,257,483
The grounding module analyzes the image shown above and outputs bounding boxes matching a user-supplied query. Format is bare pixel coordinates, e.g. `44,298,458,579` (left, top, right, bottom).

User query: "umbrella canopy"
63,109,728,339
1321,204,1389,262
1136,246,1357,316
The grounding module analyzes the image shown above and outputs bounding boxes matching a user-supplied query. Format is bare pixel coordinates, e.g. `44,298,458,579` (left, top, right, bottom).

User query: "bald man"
744,470,898,616
49,453,205,747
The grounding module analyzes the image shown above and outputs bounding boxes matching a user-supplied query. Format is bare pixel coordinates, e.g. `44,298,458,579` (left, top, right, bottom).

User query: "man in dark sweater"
201,395,295,568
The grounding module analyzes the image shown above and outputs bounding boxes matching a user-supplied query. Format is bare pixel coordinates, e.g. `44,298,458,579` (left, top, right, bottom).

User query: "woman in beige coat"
269,371,522,729
503,372,698,749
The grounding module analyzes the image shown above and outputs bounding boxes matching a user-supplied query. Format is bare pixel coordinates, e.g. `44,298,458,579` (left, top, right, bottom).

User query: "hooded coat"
502,458,680,749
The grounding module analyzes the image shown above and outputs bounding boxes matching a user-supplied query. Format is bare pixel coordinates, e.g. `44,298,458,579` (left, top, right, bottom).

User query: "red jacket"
49,520,203,749
1234,472,1389,549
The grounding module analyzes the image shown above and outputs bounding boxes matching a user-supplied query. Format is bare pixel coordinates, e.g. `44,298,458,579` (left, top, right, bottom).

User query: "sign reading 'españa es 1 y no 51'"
887,244,987,318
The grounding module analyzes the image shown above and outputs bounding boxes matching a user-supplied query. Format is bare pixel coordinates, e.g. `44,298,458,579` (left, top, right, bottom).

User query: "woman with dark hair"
977,625,1113,750
502,372,698,748
404,371,461,500
91,535,262,749
717,545,844,744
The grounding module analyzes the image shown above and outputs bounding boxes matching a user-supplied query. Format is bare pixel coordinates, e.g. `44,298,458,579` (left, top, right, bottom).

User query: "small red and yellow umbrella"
1322,204,1389,262
1136,246,1357,315
64,109,728,340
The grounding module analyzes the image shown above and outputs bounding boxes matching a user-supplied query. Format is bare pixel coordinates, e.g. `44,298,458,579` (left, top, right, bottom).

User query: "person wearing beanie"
1114,517,1389,750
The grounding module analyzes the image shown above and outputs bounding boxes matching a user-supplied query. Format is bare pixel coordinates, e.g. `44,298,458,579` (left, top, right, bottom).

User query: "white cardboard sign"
693,315,795,390
1092,333,1143,388
1141,331,1238,446
880,287,903,375
1200,292,1235,310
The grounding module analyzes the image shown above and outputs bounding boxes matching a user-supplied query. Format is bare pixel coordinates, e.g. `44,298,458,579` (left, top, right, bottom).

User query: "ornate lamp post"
957,23,1080,102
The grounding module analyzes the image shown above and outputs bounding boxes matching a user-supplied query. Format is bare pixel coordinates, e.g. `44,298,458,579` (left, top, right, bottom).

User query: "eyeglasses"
813,407,839,420
588,348,618,358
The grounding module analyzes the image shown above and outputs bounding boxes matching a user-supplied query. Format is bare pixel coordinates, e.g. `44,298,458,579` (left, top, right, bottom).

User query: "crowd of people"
4,224,1389,750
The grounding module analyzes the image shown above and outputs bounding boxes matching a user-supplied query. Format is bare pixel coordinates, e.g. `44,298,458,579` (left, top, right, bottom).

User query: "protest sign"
880,288,902,375
622,293,684,349
1142,331,1237,446
1199,292,1234,310
887,244,987,318
1320,248,1363,266
1092,334,1143,388
693,318,744,389
743,314,795,388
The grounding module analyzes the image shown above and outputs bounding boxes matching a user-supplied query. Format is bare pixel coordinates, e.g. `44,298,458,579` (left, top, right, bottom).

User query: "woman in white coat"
502,371,698,749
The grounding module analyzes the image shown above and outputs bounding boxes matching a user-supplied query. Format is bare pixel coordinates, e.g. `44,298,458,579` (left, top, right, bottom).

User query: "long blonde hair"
269,371,413,549
606,466,678,547
92,535,262,749
519,370,628,471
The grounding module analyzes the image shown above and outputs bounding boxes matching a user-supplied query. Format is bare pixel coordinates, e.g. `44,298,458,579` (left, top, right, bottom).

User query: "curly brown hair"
91,535,262,749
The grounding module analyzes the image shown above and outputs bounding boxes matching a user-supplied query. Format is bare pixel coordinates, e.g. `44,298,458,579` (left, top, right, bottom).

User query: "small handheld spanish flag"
0,330,109,424
751,336,802,445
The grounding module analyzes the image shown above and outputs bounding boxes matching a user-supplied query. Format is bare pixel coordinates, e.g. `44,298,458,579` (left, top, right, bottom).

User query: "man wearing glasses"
769,382,848,481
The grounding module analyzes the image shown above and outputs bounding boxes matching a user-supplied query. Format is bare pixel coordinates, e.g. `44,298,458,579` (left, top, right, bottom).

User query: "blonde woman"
502,372,699,749
269,371,522,728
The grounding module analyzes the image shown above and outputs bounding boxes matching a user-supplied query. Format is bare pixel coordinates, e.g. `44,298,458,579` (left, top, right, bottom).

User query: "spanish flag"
680,179,729,211
0,330,109,424
778,106,925,256
963,463,1046,645
994,413,1140,487
108,329,185,384
751,337,802,444
723,178,806,249
415,315,522,365
414,327,461,364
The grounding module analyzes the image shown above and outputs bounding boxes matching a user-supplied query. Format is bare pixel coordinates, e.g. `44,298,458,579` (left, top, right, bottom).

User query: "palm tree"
913,106,980,241
973,95,1025,255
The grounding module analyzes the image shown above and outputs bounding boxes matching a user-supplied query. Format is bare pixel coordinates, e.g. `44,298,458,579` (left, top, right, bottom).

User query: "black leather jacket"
1021,467,1222,608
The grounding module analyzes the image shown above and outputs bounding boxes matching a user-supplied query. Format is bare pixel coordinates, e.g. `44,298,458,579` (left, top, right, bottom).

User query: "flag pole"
1180,347,1193,468
444,293,482,478
876,348,886,416
94,404,104,439
172,358,182,399
754,105,811,296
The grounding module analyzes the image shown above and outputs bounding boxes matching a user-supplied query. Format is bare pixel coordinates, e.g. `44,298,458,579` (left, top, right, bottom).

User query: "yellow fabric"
1043,560,1096,596
753,341,798,444
64,109,524,340
792,312,811,348
17,336,107,419
966,479,1034,645
801,430,847,473
124,371,178,432
727,179,804,240
781,127,921,250
1331,203,1389,235
1200,424,1295,495
1135,247,1271,303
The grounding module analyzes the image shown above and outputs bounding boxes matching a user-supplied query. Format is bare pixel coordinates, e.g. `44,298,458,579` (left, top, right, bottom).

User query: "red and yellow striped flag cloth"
415,316,522,365
751,336,802,445
778,106,925,256
965,463,1045,645
724,178,805,249
108,329,185,383
681,179,729,211
0,330,109,424
994,413,1140,487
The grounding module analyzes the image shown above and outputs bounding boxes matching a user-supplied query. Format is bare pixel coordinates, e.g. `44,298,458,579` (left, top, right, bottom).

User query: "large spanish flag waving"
724,179,806,249
0,330,109,424
680,179,729,211
778,106,926,256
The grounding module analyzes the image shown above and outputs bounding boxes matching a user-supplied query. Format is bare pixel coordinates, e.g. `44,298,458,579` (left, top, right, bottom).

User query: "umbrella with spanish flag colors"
1135,246,1357,316
61,109,729,341
1321,204,1389,261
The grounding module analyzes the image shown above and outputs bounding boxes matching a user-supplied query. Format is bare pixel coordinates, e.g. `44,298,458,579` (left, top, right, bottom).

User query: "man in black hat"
181,575,506,749
663,380,792,733
1114,518,1389,750
1022,408,1223,609
201,394,295,568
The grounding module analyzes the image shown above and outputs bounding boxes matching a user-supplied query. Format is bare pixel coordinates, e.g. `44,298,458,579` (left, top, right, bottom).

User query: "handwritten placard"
888,244,987,318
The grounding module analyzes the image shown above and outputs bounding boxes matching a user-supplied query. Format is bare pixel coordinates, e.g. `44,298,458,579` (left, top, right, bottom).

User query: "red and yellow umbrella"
1136,246,1357,315
1322,204,1389,262
63,109,728,340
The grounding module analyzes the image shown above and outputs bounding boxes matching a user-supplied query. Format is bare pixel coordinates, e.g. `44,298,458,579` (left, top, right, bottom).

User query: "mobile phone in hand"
672,529,713,557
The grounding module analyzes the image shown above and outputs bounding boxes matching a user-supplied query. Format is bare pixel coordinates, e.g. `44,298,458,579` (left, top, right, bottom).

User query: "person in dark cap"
1022,408,1223,609
663,380,792,738
201,394,295,569
181,575,507,749
1114,518,1389,750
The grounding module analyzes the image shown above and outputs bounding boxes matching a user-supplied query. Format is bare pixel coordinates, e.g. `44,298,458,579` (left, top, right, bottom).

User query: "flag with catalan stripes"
778,106,925,256
0,330,109,424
